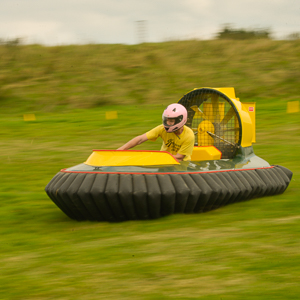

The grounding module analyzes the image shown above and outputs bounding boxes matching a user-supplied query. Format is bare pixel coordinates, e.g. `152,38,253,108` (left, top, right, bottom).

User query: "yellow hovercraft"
45,88,293,221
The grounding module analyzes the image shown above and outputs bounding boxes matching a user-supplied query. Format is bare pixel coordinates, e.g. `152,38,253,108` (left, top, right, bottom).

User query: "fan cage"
178,88,242,159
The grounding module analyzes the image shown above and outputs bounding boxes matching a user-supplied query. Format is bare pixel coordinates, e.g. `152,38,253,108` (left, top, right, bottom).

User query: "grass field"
0,40,300,299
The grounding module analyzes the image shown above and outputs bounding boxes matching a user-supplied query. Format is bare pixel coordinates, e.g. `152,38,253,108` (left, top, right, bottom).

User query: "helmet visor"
162,115,183,127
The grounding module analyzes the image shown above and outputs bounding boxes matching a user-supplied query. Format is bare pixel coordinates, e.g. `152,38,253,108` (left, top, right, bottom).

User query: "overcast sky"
0,0,299,45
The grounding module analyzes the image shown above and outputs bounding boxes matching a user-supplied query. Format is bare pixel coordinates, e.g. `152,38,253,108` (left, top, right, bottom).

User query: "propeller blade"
211,94,221,123
221,107,235,126
190,105,210,121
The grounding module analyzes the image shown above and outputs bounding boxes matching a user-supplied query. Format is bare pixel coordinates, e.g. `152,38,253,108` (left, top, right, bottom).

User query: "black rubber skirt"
45,165,293,222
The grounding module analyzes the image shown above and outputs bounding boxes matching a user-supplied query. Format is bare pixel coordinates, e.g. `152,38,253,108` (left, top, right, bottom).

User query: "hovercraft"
45,88,293,221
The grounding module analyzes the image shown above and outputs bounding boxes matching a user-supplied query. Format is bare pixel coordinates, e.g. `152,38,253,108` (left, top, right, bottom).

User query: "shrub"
216,24,271,40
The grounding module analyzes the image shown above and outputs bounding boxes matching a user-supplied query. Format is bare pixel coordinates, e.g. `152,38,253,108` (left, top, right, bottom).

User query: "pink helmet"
162,103,188,133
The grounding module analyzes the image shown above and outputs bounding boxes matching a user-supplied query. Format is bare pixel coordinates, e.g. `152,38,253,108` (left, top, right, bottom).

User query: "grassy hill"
1,39,300,112
0,40,300,299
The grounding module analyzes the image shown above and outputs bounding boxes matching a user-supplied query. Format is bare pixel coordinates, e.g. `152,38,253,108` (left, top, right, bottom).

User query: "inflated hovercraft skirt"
45,165,292,222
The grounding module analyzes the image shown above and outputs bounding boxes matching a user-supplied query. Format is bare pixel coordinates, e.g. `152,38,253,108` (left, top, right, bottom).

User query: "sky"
0,0,299,45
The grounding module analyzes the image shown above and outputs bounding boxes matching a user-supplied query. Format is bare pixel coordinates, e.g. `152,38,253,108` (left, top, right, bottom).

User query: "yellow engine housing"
211,87,256,147
191,146,222,161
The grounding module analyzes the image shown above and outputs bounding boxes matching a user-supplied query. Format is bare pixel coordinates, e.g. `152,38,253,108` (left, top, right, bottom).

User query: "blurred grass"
0,40,300,299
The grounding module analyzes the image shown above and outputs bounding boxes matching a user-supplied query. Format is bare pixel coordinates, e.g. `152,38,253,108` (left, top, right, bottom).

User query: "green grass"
0,40,300,299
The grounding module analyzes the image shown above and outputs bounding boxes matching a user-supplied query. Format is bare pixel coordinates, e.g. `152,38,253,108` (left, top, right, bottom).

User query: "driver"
117,103,195,161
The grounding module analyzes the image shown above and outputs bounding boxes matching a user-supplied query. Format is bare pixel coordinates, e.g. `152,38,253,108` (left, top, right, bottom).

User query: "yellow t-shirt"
146,124,195,161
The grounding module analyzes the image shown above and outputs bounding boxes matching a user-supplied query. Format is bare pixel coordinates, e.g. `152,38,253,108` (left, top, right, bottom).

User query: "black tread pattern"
45,166,293,221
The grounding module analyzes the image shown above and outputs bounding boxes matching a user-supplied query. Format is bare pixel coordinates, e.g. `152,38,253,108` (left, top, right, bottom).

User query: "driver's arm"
172,153,185,161
117,133,148,150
